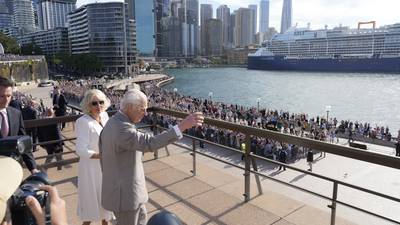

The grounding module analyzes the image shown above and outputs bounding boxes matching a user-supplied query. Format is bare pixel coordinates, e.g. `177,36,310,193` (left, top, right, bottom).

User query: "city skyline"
76,0,400,31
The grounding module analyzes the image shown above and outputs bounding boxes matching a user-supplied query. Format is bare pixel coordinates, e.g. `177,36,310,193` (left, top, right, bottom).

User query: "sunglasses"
91,100,105,106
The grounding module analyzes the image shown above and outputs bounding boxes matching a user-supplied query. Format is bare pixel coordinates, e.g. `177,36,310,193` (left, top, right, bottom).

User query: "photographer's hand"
25,185,68,225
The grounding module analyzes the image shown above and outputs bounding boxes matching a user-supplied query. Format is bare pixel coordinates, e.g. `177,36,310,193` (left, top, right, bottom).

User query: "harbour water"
165,67,400,132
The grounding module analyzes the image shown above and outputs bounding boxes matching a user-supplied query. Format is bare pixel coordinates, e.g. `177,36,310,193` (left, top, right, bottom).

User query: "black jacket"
0,107,37,171
53,93,67,115
37,123,63,153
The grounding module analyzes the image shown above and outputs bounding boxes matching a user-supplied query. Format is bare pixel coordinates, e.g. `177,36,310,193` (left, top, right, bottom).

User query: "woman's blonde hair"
80,89,111,114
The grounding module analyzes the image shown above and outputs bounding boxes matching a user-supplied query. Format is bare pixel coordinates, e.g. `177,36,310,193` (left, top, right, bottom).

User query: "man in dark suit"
52,86,67,130
37,108,63,170
0,77,39,174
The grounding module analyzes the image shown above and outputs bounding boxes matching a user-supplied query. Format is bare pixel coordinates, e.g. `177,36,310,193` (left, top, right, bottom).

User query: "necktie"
0,111,9,137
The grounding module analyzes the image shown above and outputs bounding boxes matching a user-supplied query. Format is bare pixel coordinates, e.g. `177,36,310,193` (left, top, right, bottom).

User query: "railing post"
191,138,197,176
152,113,159,159
244,134,251,202
329,181,338,225
251,156,263,195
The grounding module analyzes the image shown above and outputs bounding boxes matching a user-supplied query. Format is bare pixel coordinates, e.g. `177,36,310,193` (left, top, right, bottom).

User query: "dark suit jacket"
0,107,37,171
53,93,67,116
37,123,63,153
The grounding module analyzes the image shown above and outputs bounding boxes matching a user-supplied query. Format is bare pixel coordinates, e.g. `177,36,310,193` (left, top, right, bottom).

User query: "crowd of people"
54,75,400,164
2,75,202,225
2,73,400,225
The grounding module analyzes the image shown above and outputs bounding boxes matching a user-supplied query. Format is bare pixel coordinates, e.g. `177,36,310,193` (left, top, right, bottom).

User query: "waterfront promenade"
20,79,400,225
27,122,398,225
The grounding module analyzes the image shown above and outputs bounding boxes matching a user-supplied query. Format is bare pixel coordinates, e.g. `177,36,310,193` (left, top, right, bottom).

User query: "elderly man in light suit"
99,89,203,225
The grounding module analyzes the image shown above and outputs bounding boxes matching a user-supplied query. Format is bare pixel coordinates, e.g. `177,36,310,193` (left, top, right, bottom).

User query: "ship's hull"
247,56,400,73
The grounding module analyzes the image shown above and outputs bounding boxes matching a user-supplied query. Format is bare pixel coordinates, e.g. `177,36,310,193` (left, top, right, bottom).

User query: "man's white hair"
120,89,147,111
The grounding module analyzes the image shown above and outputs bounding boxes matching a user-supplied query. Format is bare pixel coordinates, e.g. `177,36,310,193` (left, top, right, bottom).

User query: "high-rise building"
229,12,235,47
18,27,69,55
280,0,292,33
37,0,76,30
135,0,155,56
13,0,35,34
248,4,257,38
4,0,12,14
154,0,198,58
200,4,212,55
185,0,199,56
205,18,222,56
259,0,269,33
68,2,137,74
216,5,230,49
32,0,39,28
234,8,253,48
0,0,12,30
125,0,135,19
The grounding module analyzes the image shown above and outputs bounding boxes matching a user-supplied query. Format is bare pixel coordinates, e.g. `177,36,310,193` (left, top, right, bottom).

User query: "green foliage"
53,52,102,75
20,42,43,55
0,32,20,54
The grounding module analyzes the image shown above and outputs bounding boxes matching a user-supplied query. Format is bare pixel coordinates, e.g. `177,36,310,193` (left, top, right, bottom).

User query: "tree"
0,32,20,54
21,42,43,55
52,52,102,76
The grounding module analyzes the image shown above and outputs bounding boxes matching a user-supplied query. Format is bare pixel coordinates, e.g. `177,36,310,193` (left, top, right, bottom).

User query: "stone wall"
0,56,48,83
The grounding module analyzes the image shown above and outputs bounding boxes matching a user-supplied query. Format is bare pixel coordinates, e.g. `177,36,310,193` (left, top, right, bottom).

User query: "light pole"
208,91,213,101
173,88,178,100
325,105,331,124
257,98,261,111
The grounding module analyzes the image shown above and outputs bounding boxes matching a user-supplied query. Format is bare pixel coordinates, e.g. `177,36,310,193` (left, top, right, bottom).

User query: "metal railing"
24,106,400,225
151,107,400,225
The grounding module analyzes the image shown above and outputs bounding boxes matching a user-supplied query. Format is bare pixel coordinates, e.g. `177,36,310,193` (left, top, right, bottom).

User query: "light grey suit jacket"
99,111,179,212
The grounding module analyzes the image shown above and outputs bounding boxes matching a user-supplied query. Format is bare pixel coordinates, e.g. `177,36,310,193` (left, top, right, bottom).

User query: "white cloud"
203,0,400,30
76,0,400,30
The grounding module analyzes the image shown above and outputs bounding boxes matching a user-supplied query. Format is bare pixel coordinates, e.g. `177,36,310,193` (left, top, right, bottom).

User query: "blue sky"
77,0,400,31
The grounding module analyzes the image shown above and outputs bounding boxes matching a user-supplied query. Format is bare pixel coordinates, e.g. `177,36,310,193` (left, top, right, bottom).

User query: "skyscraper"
229,12,235,47
216,5,230,49
155,0,199,58
13,0,35,34
234,8,253,47
280,0,292,34
205,18,222,56
200,4,212,55
135,0,155,56
248,4,257,37
68,2,136,74
0,0,12,30
37,0,76,30
185,0,199,56
125,0,135,19
259,0,269,33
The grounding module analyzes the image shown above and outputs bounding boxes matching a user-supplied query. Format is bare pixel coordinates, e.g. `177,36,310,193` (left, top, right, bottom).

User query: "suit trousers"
114,204,147,225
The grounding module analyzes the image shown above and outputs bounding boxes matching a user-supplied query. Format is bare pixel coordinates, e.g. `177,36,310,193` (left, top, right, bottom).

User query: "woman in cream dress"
75,89,113,225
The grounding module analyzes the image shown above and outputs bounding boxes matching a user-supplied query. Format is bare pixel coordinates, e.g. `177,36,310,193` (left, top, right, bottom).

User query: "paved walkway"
20,84,400,225
24,122,400,225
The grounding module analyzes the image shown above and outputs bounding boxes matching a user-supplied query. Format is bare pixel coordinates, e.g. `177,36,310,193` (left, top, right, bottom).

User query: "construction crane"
358,21,376,29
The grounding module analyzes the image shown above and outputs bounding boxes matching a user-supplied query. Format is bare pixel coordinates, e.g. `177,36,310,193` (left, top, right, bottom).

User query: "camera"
0,136,51,225
10,172,51,225
0,135,32,160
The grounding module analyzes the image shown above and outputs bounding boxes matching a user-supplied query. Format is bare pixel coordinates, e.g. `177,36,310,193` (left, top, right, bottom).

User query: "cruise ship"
248,23,400,73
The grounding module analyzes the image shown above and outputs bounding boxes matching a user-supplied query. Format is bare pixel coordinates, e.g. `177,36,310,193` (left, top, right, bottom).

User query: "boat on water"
248,23,400,73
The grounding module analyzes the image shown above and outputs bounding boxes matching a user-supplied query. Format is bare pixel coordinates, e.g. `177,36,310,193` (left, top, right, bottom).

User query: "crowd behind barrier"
49,75,400,165
0,54,45,62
